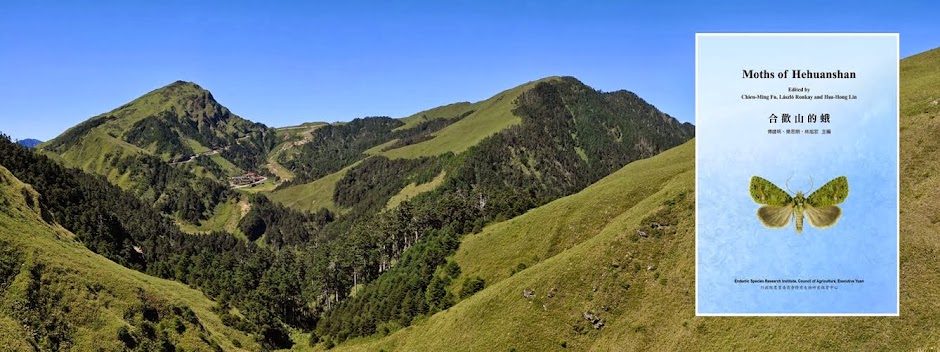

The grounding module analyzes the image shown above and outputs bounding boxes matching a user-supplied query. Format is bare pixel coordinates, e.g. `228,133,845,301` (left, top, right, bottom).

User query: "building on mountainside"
230,172,266,187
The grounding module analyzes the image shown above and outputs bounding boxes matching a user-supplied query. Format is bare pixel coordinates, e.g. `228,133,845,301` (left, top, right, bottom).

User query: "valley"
327,47,940,351
4,2,937,351
1,75,696,350
0,162,257,351
2,43,937,351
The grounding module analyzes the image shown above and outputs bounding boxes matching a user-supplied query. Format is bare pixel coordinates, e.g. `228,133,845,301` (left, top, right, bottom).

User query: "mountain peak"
43,79,267,161
112,80,227,126
15,138,42,148
147,80,212,100
167,80,202,88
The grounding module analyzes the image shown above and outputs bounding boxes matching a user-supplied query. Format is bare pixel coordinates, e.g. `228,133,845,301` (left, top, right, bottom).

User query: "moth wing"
805,205,842,229
750,176,792,206
757,205,793,228
807,176,849,207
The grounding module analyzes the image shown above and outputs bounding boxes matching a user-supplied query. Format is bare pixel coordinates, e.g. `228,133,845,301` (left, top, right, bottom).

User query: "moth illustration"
749,176,848,234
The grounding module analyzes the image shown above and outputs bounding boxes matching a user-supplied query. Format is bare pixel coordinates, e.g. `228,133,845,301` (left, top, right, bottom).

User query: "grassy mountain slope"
453,144,692,291
270,77,551,213
274,77,693,220
268,123,329,182
55,128,148,177
330,48,940,351
900,47,940,117
385,171,447,210
332,140,694,352
44,80,264,157
37,81,275,232
395,102,475,131
0,165,257,351
176,196,250,238
40,80,271,182
378,77,560,159
269,162,358,214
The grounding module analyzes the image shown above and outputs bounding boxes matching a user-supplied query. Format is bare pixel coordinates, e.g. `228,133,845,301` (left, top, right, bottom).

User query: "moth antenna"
808,176,814,191
785,176,793,193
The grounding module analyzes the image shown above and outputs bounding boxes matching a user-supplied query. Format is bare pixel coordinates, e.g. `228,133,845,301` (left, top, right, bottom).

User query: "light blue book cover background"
696,34,899,315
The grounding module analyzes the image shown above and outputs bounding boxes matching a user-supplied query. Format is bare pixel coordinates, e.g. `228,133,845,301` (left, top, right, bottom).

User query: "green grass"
184,137,210,154
280,329,317,352
273,78,562,216
237,178,278,194
267,157,296,182
176,197,249,238
56,129,146,177
268,123,328,182
900,47,940,117
325,48,940,352
274,122,328,145
90,81,258,150
209,152,243,177
395,102,475,131
379,77,561,159
49,82,222,160
184,163,214,180
41,80,263,189
0,165,257,351
385,171,447,210
453,145,692,290
276,122,329,132
330,141,695,352
269,162,360,214
363,139,399,155
180,153,243,181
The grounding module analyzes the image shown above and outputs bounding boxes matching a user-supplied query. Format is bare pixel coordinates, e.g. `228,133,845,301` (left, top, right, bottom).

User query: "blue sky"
1,1,938,141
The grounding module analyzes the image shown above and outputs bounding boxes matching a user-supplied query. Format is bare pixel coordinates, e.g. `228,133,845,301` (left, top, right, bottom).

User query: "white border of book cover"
695,33,900,316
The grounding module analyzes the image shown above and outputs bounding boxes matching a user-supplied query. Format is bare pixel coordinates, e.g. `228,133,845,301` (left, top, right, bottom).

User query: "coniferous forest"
6,3,940,351
0,76,694,350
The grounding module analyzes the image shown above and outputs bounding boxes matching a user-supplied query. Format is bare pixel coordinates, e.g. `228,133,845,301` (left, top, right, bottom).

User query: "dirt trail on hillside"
238,199,251,217
267,125,323,182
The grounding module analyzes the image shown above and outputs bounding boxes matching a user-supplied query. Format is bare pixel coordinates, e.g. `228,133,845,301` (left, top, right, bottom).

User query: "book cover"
695,33,899,315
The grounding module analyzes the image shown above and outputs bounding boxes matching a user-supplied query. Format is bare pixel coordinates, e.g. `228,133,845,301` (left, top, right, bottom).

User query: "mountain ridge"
12,75,697,350
329,139,695,352
303,76,695,344
35,81,277,229
273,76,694,216
41,80,271,169
325,46,940,351
14,138,41,148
